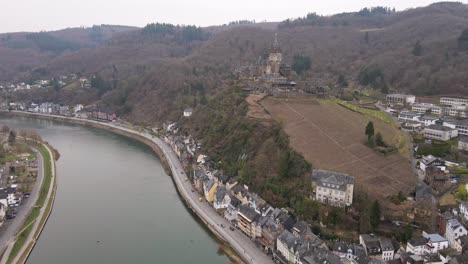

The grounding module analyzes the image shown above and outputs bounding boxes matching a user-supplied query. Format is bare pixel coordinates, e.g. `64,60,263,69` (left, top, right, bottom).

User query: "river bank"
0,140,57,264
1,112,269,264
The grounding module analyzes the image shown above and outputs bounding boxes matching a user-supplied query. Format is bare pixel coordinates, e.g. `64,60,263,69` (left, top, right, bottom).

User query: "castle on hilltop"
234,34,330,98
235,34,291,84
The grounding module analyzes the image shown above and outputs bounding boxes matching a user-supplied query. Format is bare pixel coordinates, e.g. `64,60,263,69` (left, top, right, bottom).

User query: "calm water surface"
0,116,228,264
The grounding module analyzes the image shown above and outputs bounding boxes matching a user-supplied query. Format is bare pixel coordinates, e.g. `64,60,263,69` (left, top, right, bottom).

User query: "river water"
0,116,228,264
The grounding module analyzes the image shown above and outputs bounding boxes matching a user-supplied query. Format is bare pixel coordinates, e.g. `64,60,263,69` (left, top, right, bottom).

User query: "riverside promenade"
7,111,273,264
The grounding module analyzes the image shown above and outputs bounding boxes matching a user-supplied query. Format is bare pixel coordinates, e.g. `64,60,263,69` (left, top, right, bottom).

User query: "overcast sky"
1,0,467,33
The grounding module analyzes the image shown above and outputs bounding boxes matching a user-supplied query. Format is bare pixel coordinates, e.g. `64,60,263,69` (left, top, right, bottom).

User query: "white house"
445,219,467,247
311,170,354,207
183,108,193,117
419,155,445,173
386,94,416,105
423,233,449,254
213,187,231,211
407,237,428,255
424,125,458,141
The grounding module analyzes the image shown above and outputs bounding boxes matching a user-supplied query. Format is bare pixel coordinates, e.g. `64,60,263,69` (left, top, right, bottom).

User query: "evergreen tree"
370,200,381,230
365,121,375,141
292,55,311,75
375,132,385,147
8,130,16,144
337,74,348,87
412,40,422,56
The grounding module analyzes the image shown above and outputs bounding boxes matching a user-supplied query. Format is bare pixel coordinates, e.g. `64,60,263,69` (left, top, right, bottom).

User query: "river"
0,116,229,264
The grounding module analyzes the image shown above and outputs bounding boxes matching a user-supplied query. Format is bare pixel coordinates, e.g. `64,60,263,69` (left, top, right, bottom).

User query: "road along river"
0,115,230,264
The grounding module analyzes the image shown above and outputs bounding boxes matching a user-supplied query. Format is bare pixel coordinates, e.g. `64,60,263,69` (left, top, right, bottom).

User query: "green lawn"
337,101,394,124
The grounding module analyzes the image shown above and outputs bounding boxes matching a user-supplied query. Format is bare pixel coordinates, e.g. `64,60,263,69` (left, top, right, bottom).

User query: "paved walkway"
0,145,44,260
9,111,273,264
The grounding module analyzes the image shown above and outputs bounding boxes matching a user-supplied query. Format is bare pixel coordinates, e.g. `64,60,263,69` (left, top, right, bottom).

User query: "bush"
292,55,311,75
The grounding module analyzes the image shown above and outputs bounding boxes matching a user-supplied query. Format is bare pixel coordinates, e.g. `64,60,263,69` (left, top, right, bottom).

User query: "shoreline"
1,111,258,264
0,139,57,264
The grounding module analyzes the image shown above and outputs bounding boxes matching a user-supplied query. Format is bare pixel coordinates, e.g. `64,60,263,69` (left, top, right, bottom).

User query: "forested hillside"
2,2,468,124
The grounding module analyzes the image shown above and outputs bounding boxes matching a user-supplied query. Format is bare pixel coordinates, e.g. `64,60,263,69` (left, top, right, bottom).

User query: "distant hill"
3,2,468,124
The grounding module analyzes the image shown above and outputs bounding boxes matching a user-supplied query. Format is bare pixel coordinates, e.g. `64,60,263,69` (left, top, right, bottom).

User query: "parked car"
220,224,225,228
229,226,235,231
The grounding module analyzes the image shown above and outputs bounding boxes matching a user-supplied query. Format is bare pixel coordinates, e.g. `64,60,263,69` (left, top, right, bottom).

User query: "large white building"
311,170,354,207
386,94,416,105
440,97,468,108
423,124,458,141
412,103,443,115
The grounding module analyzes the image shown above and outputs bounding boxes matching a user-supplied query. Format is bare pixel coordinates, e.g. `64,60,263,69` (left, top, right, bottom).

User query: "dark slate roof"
408,237,428,247
415,184,433,201
426,124,456,131
276,211,295,231
238,204,260,222
301,246,342,264
380,238,395,252
230,196,241,208
0,187,14,199
311,169,354,191
215,187,227,202
399,111,421,118
293,221,310,234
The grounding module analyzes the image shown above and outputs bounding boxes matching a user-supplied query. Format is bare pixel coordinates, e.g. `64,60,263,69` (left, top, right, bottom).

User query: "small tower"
265,33,283,76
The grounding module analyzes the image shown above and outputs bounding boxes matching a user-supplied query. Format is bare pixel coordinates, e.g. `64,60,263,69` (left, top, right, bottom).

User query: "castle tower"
265,33,283,76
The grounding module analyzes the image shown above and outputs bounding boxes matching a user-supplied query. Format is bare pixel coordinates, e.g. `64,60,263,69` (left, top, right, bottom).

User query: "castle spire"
271,33,281,53
273,33,280,49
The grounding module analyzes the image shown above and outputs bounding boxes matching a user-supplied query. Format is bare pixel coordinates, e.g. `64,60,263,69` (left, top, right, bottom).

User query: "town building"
213,187,231,211
359,234,395,261
423,233,449,254
460,202,468,221
203,178,218,203
440,97,468,108
311,169,354,207
386,94,416,105
424,166,450,193
455,120,468,136
423,125,458,141
331,241,366,262
419,155,445,173
459,137,468,152
412,103,443,115
237,204,260,238
398,111,421,122
183,108,193,117
418,116,439,127
445,219,467,247
438,212,455,237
